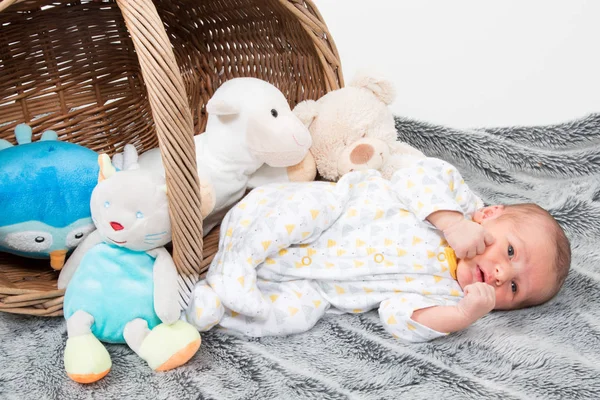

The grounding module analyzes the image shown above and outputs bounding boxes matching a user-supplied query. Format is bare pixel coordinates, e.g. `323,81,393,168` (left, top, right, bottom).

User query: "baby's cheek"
455,260,472,288
492,289,511,310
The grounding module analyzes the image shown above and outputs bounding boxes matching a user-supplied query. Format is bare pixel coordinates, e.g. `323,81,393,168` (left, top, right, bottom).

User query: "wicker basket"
0,0,342,316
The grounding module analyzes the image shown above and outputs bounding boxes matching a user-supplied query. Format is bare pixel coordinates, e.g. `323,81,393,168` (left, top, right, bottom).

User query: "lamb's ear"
206,98,240,116
98,154,116,183
293,100,319,128
349,70,396,105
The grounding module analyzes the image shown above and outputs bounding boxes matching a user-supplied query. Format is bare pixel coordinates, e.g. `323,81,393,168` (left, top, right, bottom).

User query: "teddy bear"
248,71,425,186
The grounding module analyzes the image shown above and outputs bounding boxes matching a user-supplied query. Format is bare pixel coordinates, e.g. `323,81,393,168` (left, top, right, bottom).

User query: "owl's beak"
50,250,68,270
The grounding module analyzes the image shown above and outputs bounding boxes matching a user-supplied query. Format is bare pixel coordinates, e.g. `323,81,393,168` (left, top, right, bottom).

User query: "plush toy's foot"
287,151,317,182
64,333,112,384
138,320,201,372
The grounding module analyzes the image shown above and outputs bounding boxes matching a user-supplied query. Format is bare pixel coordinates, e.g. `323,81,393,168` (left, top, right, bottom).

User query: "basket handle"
116,0,204,298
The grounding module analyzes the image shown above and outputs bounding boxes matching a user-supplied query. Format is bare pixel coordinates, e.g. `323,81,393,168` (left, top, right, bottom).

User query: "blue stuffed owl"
0,124,98,269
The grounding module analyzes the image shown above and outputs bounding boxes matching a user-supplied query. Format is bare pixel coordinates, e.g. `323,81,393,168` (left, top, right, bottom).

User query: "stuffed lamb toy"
134,77,313,235
58,146,200,384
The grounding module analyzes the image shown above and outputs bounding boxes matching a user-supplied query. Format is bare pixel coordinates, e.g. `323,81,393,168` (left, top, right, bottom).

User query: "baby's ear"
98,154,116,183
349,70,396,105
473,205,505,223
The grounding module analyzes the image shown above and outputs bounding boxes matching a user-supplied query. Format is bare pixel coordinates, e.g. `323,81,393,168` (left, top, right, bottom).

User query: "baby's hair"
500,203,571,305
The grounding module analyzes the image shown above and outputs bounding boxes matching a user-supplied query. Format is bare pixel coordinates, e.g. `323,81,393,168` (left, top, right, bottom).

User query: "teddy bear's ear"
293,100,319,128
349,70,396,105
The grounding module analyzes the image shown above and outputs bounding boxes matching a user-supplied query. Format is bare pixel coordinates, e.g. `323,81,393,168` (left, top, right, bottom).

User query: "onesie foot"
185,281,225,331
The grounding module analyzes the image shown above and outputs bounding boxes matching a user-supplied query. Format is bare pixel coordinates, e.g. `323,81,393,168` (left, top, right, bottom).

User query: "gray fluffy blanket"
1,114,600,400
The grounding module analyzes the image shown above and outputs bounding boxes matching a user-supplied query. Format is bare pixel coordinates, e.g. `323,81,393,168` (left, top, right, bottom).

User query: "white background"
312,0,600,129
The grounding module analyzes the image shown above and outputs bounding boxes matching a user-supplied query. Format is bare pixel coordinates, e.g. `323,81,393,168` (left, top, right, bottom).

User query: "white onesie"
184,158,484,342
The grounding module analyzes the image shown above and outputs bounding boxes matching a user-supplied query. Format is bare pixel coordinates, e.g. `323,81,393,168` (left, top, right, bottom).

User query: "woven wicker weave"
0,0,342,316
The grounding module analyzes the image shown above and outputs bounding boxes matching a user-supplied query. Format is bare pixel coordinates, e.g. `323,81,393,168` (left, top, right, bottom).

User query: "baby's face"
456,206,557,310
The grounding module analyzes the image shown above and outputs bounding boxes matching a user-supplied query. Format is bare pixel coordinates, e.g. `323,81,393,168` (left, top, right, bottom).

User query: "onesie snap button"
437,253,446,262
302,256,312,266
374,253,384,263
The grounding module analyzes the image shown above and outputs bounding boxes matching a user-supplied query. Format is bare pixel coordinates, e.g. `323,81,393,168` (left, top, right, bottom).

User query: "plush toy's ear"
98,154,117,182
122,144,140,171
293,100,319,128
206,98,240,116
0,139,13,151
15,123,32,145
40,130,58,141
349,70,396,105
112,152,124,170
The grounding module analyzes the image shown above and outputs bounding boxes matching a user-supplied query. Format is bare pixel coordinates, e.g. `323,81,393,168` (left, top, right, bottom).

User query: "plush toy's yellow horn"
98,154,116,183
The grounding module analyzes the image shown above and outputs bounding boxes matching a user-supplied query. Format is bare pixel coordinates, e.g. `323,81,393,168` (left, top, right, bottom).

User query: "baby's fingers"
484,284,496,300
464,282,485,296
476,239,485,255
484,231,495,246
465,246,476,259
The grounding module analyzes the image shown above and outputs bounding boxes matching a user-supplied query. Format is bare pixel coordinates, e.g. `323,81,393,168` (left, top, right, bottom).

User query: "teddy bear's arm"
57,230,103,290
149,247,181,325
247,152,317,189
381,142,427,179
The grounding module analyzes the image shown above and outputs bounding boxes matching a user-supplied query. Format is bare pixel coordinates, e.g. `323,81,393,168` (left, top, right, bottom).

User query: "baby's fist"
443,219,495,259
457,282,495,323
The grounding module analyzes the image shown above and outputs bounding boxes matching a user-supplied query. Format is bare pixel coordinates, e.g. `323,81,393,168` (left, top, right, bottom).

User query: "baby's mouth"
476,265,484,282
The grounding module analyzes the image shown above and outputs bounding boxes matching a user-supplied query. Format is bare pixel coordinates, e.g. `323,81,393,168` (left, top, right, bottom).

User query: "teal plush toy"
57,146,201,384
0,124,98,269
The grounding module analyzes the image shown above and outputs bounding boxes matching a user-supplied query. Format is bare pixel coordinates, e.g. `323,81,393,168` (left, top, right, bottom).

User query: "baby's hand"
443,218,495,259
457,282,495,323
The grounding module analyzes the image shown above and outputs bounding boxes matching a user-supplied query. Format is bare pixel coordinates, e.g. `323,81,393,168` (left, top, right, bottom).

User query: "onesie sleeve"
378,293,457,343
390,157,484,222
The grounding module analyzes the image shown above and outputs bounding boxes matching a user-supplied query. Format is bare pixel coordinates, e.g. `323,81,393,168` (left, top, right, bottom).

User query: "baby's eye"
136,211,144,219
511,281,518,294
507,244,514,258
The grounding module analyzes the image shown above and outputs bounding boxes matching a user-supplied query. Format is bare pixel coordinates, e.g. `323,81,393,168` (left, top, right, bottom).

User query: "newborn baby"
184,157,571,342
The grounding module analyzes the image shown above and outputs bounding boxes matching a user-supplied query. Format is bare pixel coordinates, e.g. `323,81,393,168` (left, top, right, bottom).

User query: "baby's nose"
494,263,511,284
